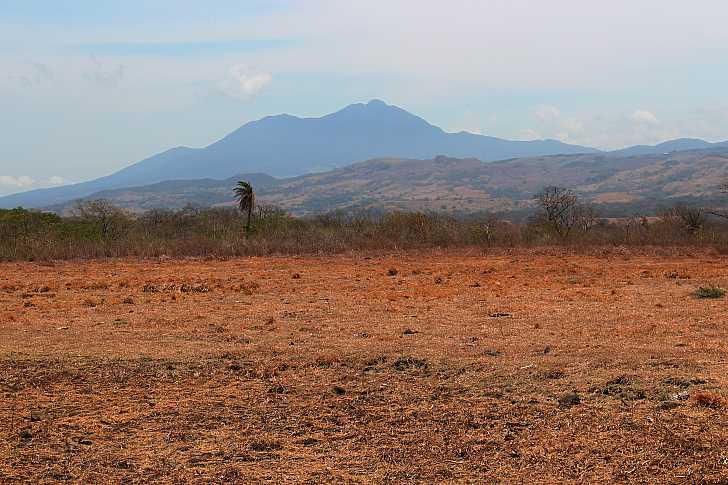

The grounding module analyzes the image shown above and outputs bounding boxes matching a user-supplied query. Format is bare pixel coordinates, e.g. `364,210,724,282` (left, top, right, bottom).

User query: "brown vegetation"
1,251,727,482
2,200,728,262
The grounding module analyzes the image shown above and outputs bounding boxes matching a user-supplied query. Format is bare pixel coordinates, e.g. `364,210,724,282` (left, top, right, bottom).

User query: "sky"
2,0,728,195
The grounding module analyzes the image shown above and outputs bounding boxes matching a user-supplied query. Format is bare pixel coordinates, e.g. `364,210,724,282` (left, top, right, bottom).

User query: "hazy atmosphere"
2,0,728,194
4,3,728,483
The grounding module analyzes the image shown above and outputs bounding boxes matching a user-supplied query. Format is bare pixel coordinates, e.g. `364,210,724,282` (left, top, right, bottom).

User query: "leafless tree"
707,179,728,220
574,203,600,233
533,186,599,239
72,199,130,239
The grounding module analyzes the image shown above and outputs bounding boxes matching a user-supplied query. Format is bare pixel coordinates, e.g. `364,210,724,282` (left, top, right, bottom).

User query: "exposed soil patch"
1,251,727,483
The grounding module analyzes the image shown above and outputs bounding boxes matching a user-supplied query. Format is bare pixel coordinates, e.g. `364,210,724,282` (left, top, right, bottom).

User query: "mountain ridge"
49,147,728,217
4,99,727,210
1,99,596,209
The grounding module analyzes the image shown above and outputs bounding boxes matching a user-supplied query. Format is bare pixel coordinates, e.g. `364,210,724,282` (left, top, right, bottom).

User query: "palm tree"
233,181,255,231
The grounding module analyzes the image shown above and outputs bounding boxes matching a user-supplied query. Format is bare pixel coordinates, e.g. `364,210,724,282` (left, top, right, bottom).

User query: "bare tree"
533,187,598,239
707,179,728,220
72,199,130,239
574,203,600,233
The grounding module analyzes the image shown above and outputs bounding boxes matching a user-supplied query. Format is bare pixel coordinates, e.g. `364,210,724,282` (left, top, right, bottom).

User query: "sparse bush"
692,390,725,408
71,199,132,240
693,285,725,299
531,186,600,240
1,200,728,261
660,204,706,235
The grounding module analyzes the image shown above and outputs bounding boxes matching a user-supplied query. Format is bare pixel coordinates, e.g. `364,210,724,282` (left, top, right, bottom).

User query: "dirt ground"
1,249,727,484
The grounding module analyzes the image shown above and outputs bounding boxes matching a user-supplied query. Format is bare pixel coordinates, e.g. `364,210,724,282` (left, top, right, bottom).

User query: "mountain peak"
330,99,398,114
0,99,599,209
366,98,388,107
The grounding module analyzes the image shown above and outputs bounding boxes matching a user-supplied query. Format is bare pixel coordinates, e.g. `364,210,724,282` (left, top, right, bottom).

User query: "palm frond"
233,180,255,229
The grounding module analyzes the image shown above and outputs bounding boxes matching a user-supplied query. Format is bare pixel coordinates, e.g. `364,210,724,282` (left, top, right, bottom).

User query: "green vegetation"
693,285,726,299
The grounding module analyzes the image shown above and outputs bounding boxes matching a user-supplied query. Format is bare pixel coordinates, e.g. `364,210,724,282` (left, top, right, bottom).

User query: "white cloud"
520,129,542,141
451,110,484,134
0,175,66,195
0,175,35,189
631,109,659,125
519,105,683,148
83,56,125,87
217,64,272,100
535,105,561,122
8,62,54,88
527,105,584,142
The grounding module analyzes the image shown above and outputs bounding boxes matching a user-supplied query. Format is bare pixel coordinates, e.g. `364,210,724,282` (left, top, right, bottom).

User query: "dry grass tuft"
692,391,726,409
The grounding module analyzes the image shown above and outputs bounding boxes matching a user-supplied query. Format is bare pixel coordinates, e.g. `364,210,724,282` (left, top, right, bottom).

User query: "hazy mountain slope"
0,147,197,209
51,173,279,213
609,138,727,157
0,100,597,209
58,148,728,216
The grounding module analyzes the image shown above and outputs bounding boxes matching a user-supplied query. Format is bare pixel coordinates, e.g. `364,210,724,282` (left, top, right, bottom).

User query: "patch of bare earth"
1,251,727,483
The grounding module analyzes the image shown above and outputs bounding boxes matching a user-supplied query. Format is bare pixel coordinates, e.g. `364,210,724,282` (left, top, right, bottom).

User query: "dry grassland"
1,250,727,483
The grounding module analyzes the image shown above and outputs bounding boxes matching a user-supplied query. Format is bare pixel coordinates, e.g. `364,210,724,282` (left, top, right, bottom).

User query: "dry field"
1,250,727,484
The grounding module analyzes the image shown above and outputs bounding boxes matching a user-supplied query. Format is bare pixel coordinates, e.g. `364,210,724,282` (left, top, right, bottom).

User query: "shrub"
1,200,728,261
692,391,725,408
693,285,726,299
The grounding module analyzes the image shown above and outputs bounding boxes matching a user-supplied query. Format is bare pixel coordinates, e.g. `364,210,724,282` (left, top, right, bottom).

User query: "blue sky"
2,0,728,194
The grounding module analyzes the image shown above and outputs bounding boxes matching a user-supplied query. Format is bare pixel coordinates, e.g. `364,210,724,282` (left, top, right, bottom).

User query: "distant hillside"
0,100,597,209
609,138,728,157
55,147,728,217
53,173,279,213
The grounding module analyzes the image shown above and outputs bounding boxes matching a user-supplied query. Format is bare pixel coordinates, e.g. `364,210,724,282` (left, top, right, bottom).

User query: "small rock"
402,328,418,335
291,273,301,279
267,384,287,394
19,430,32,440
657,401,682,411
558,391,581,408
387,268,398,276
332,386,346,396
30,410,44,422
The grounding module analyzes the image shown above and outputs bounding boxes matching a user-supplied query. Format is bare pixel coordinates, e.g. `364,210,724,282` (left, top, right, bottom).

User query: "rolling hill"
53,147,728,217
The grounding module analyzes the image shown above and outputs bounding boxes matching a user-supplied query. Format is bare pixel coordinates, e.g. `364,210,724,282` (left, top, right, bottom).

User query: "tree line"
0,178,726,261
